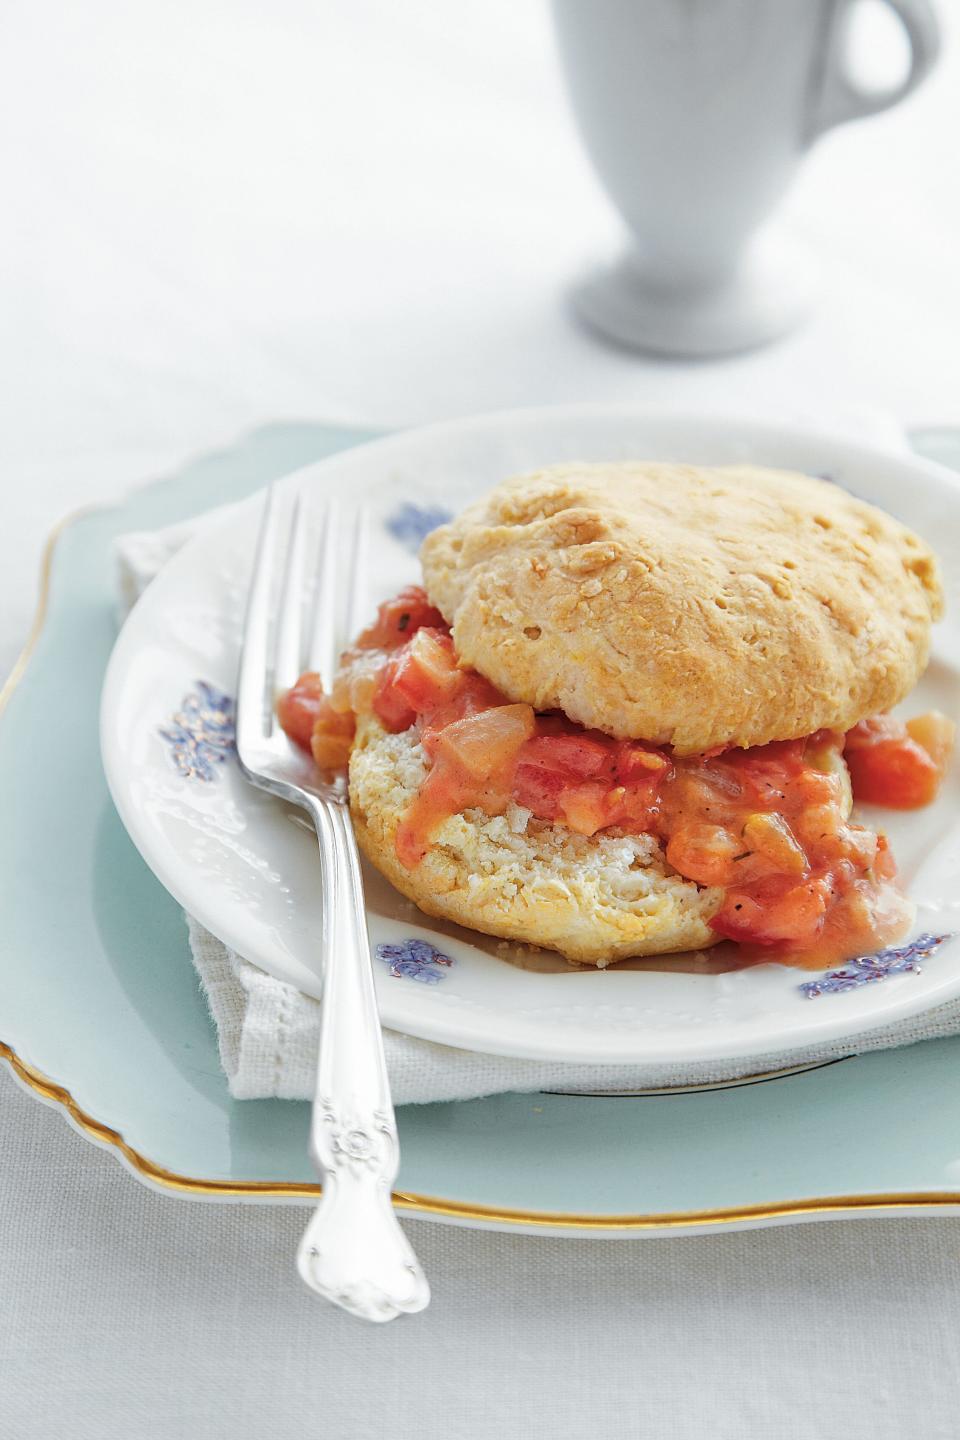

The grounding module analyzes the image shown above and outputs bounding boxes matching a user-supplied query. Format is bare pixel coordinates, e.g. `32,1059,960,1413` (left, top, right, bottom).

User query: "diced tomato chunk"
506,730,668,834
310,701,355,771
740,812,807,873
278,672,355,768
355,586,446,650
371,621,509,740
310,731,353,771
614,741,672,782
728,742,804,807
847,738,938,809
512,761,565,820
518,732,612,780
389,628,460,712
395,706,535,865
434,704,535,779
557,782,611,836
665,824,742,887
844,714,945,809
418,673,507,753
372,658,418,732
711,878,830,946
906,710,956,778
277,672,324,752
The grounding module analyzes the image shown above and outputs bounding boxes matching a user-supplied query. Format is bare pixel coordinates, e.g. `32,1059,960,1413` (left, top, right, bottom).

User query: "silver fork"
236,483,430,1323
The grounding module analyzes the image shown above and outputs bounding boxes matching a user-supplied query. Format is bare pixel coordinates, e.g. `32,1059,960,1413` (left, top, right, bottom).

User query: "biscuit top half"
419,462,943,755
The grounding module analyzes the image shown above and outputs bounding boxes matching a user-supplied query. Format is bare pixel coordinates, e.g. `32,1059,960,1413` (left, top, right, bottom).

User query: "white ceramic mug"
552,0,941,356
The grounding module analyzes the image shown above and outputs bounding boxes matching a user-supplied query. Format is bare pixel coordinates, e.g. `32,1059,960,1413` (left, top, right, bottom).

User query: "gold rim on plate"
4,499,960,1230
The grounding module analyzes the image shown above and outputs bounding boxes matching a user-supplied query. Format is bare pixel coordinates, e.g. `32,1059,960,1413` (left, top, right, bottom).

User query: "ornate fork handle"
297,797,430,1322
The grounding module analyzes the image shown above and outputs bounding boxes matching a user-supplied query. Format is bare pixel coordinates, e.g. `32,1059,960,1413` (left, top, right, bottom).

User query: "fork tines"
238,485,369,753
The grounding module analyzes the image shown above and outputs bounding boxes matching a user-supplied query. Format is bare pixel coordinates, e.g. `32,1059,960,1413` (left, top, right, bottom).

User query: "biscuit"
420,462,942,754
349,714,721,966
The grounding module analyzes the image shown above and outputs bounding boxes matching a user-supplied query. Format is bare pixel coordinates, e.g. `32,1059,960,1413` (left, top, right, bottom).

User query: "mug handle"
807,0,941,141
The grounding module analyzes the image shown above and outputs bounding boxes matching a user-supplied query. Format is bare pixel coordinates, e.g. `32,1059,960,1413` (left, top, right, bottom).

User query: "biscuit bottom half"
349,716,721,967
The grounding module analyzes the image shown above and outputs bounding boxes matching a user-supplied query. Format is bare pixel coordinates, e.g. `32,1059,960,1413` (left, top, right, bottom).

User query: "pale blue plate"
4,421,960,1236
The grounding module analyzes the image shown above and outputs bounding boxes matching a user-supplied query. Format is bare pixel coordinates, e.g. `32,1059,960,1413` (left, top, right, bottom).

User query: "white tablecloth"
3,2,960,1434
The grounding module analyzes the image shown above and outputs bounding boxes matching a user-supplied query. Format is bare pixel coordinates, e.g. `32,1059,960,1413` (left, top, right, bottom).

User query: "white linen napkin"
116,502,960,1105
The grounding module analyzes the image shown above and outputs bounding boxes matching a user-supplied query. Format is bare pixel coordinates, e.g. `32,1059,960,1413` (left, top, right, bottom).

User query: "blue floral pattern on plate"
160,681,236,781
385,501,452,552
376,938,454,984
799,932,952,998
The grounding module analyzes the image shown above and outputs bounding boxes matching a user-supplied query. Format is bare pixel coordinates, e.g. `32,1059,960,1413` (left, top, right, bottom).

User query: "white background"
3,1,960,1435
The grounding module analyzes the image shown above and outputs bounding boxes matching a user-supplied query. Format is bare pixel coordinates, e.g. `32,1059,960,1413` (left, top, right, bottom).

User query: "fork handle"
297,798,430,1322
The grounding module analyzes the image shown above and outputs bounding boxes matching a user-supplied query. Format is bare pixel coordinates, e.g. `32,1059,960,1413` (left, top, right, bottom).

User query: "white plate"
100,406,960,1065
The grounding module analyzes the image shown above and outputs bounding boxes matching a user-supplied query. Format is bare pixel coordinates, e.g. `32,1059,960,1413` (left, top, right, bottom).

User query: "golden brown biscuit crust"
419,462,943,754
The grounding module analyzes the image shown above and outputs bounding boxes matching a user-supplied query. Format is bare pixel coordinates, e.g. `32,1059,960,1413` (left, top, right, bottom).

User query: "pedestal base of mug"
569,236,817,358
